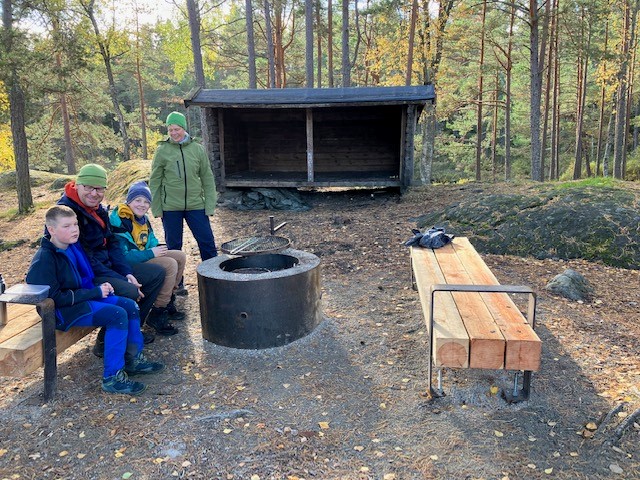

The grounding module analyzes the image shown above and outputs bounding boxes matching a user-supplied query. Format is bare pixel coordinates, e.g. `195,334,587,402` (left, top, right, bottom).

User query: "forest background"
2,0,640,214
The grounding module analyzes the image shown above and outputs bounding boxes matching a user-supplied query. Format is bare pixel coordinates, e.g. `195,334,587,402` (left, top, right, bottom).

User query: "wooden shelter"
184,86,435,190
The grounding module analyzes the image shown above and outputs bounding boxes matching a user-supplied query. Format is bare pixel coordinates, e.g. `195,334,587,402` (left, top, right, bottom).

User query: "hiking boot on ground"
102,369,147,395
124,352,166,376
146,307,179,336
174,284,188,296
142,331,155,344
166,297,186,321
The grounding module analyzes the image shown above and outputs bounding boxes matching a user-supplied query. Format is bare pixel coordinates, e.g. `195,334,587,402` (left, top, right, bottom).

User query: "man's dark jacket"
57,182,133,280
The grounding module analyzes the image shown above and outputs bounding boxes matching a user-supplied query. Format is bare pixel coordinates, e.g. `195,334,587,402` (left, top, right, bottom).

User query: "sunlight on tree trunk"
2,0,32,213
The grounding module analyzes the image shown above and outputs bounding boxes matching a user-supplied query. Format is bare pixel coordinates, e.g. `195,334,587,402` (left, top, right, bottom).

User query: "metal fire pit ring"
220,235,291,256
197,248,323,349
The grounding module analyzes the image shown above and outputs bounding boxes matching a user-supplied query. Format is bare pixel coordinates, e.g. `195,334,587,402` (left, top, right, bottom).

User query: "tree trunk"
419,103,435,184
613,0,639,178
550,5,561,180
475,0,487,181
246,0,257,88
540,0,557,180
595,18,609,175
341,0,350,86
328,0,334,87
406,0,418,86
81,0,130,161
305,0,313,87
491,70,499,181
264,0,276,88
2,0,33,213
573,10,590,180
504,2,515,181
603,97,616,177
186,0,210,148
316,0,322,87
529,0,543,181
133,15,148,160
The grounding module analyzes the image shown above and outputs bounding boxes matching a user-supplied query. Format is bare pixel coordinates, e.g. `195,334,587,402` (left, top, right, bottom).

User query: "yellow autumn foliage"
0,83,14,173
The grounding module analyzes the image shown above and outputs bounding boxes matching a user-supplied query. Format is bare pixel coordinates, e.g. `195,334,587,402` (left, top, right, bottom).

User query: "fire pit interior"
197,248,323,349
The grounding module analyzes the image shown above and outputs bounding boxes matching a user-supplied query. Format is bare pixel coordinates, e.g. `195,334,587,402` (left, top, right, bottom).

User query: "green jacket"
149,136,217,217
109,203,159,264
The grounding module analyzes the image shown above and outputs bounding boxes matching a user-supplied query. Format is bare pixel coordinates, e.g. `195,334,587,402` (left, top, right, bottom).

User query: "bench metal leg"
38,299,57,403
502,370,532,403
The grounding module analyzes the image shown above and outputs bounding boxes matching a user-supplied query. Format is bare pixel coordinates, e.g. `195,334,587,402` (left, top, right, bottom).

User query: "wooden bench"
410,237,541,402
0,284,94,402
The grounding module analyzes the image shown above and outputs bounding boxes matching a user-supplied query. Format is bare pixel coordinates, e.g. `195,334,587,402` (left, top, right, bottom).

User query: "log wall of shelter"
219,105,403,178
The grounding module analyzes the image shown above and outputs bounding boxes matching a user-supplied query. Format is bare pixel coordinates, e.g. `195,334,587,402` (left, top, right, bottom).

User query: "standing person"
110,180,185,336
26,206,165,395
58,163,165,353
150,111,218,295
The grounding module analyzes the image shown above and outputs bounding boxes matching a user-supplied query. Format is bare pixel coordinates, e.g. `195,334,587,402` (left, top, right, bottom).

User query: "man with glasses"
57,164,165,354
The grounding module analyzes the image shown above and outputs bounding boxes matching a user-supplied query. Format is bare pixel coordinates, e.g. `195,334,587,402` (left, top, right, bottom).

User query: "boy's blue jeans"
72,296,144,377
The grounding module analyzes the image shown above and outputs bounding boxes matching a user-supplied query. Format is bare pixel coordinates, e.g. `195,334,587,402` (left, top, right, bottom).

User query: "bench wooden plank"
0,305,42,343
433,243,506,369
411,247,469,368
0,318,94,377
451,238,541,371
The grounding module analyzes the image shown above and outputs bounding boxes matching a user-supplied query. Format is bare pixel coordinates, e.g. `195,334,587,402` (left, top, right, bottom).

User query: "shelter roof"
184,85,435,109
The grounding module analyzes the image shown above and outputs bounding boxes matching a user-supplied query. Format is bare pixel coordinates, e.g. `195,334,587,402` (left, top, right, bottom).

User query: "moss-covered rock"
415,183,640,269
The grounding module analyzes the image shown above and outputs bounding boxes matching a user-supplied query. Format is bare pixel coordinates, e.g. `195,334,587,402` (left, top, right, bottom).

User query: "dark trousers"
94,261,164,323
162,209,217,260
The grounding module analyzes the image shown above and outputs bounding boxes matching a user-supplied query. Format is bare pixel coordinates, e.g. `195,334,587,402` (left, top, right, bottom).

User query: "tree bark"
328,0,334,87
305,0,314,87
81,0,130,162
406,0,418,86
529,0,543,181
316,0,322,87
264,0,276,88
341,0,350,86
596,18,609,175
2,0,33,213
186,0,210,148
504,1,515,180
475,0,487,181
246,0,257,88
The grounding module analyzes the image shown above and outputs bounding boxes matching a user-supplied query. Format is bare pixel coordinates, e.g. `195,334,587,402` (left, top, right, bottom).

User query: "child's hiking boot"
166,297,186,321
102,369,146,395
124,352,166,376
142,331,155,344
146,307,179,336
174,279,188,296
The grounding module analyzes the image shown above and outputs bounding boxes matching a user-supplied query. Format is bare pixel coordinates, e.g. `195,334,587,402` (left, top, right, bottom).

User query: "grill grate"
220,235,291,255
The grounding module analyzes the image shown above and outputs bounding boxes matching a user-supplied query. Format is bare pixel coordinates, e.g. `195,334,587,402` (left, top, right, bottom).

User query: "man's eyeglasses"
80,185,106,194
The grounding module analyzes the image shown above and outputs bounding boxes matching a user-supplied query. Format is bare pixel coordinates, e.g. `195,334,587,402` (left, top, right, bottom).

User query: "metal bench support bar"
428,283,538,401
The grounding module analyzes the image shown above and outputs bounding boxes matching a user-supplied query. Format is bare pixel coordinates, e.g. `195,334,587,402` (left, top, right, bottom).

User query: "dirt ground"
0,183,638,480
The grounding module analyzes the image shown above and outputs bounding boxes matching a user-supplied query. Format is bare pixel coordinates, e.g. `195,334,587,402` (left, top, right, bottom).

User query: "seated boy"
26,205,165,395
109,181,186,336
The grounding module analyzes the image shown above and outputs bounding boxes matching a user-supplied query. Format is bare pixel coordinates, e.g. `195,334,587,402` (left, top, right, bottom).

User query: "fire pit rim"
196,248,320,281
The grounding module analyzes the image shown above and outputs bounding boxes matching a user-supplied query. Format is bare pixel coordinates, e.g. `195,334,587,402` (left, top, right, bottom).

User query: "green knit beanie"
76,163,108,188
166,111,187,130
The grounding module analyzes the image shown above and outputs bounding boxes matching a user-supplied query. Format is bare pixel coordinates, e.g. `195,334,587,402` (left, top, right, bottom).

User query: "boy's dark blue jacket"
57,182,133,280
26,237,103,331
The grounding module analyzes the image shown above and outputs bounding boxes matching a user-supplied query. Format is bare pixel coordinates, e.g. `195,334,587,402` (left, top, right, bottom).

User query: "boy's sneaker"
102,369,147,395
124,352,166,376
147,307,179,336
166,298,186,321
